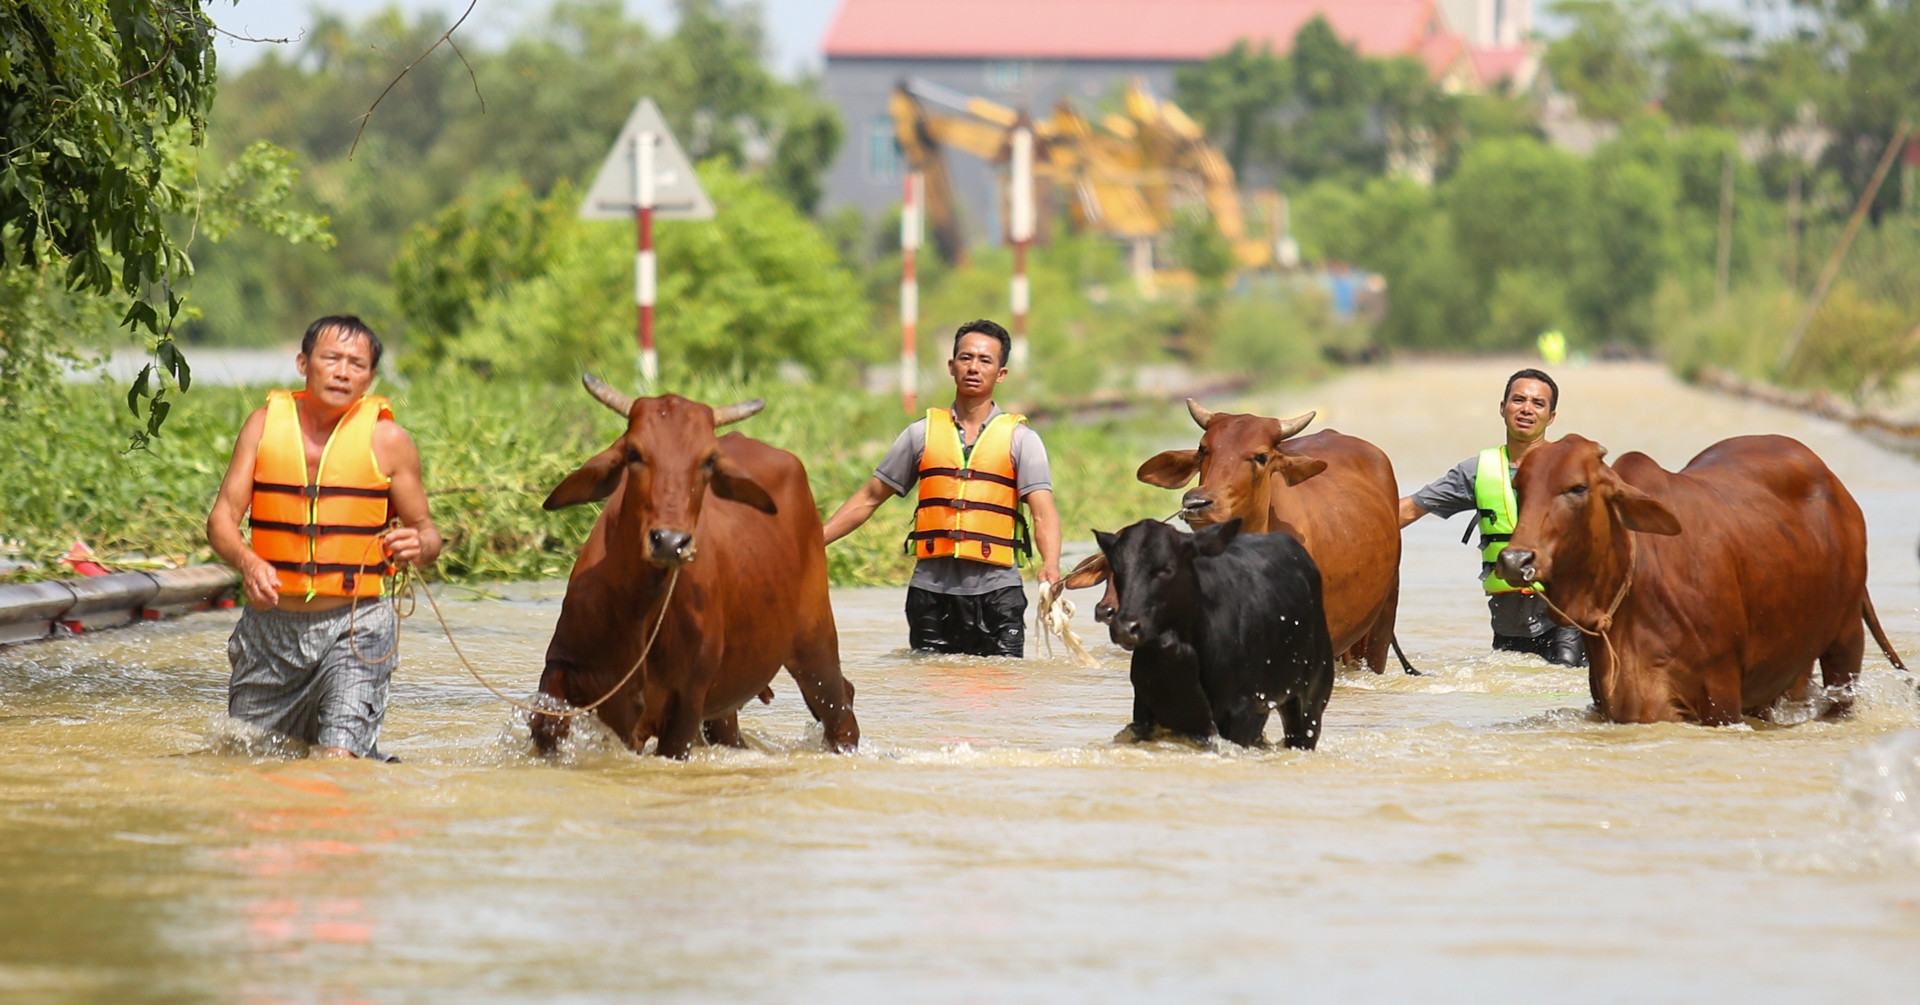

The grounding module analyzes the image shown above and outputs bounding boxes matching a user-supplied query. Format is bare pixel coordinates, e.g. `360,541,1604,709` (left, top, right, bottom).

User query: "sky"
206,0,846,77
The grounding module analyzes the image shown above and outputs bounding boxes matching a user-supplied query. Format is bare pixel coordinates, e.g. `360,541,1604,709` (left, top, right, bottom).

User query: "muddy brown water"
4,360,1919,1003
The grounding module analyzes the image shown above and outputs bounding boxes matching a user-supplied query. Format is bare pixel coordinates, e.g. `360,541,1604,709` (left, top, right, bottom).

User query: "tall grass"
1,374,1187,586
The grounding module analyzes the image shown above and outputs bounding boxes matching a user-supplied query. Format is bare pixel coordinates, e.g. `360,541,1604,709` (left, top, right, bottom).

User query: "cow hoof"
1112,723,1150,744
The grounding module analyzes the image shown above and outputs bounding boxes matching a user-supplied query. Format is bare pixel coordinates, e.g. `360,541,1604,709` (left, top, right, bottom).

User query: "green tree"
0,1,324,443
401,161,869,384
1544,0,1653,122
1799,0,1920,217
1444,138,1589,295
1173,39,1290,177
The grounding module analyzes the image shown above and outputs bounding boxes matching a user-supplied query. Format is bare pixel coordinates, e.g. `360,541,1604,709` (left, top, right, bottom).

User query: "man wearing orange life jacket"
206,316,441,760
823,319,1062,657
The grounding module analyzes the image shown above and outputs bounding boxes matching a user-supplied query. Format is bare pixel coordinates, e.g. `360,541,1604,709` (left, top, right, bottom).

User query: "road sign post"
582,98,713,387
901,171,922,414
1009,125,1034,372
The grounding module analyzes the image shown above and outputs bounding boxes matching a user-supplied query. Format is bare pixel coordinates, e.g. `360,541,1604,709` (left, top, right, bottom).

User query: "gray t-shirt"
875,405,1052,596
1411,453,1553,639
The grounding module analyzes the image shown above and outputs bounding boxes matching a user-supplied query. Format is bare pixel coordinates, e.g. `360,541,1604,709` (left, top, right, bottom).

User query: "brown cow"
530,377,858,758
1114,400,1404,673
1494,434,1905,725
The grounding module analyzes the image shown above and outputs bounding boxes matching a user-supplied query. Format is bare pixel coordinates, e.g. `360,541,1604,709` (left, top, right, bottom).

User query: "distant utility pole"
900,171,923,414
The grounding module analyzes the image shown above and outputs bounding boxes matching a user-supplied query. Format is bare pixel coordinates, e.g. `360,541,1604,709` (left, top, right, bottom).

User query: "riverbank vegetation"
0,375,1179,586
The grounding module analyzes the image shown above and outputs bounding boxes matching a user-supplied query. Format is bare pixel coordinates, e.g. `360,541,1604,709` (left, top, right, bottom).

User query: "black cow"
1095,518,1335,749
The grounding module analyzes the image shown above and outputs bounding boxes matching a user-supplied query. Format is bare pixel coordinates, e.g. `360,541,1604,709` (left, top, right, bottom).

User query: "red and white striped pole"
1008,125,1034,371
900,171,923,414
633,131,658,384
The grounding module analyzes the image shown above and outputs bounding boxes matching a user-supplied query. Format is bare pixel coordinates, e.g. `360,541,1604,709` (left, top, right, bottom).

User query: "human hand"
383,526,424,568
241,556,280,609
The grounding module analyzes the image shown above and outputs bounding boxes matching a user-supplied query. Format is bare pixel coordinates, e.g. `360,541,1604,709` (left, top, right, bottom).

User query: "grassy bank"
0,375,1184,587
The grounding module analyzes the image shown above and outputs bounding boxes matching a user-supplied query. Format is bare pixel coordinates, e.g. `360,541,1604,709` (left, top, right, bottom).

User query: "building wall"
819,55,1178,246
1440,0,1531,47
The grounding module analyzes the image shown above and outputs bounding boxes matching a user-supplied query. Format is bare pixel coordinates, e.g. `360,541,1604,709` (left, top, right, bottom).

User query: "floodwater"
3,360,1919,1003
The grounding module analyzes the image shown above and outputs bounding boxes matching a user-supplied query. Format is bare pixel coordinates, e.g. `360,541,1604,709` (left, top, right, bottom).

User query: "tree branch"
347,0,483,160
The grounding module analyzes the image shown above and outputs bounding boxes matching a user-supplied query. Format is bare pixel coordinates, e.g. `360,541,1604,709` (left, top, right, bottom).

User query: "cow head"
1137,399,1323,531
543,375,776,567
1496,435,1680,590
1094,517,1241,651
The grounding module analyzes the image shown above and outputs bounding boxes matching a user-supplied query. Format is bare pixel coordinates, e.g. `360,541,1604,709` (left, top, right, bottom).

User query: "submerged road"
1,359,1917,1003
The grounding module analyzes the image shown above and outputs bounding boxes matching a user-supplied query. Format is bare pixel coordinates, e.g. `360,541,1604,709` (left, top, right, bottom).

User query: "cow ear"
1137,449,1201,488
1276,455,1328,486
1193,517,1243,557
543,443,626,510
1609,480,1680,536
711,451,778,514
1093,529,1119,556
1063,552,1110,590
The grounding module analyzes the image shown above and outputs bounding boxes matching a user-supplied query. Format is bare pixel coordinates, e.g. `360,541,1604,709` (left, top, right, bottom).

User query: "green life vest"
1471,445,1530,595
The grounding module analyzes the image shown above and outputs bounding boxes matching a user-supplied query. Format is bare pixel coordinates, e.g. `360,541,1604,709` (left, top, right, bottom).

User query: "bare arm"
206,408,282,609
822,476,899,545
375,421,441,568
1398,496,1428,528
1024,488,1062,588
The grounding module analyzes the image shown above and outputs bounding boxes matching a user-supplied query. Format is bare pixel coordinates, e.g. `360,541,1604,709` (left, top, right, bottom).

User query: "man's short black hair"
953,319,1012,368
1504,368,1558,411
302,315,384,369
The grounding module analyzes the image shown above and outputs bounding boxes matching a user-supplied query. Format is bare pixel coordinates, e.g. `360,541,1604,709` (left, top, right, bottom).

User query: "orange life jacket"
909,408,1029,567
249,390,393,599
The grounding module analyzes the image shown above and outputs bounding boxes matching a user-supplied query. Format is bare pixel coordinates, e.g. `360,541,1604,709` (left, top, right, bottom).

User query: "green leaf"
127,364,152,417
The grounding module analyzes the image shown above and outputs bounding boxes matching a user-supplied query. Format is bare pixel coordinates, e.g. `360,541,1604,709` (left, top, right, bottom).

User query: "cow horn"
1276,411,1316,440
712,398,766,427
1186,398,1216,429
582,373,635,417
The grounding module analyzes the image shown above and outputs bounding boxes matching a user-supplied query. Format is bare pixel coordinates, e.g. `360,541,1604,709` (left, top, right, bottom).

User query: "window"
866,116,901,182
985,60,1028,92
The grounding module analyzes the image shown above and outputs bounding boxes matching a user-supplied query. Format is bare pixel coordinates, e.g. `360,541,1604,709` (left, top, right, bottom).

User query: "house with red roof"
817,0,1536,233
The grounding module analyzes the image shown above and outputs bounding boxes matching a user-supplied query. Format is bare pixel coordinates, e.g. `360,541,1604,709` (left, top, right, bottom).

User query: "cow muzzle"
1179,490,1215,522
1495,548,1538,589
647,527,696,566
1109,619,1144,651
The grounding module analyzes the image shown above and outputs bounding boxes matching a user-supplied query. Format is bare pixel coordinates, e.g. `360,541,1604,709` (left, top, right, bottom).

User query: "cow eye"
1564,483,1588,497
702,454,718,471
1252,453,1269,465
626,448,644,465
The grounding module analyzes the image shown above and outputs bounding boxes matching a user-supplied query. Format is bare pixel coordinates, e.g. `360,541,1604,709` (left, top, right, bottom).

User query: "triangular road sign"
581,97,715,221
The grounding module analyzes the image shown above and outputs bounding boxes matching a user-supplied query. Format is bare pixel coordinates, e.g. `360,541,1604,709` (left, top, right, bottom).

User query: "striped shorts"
226,600,398,759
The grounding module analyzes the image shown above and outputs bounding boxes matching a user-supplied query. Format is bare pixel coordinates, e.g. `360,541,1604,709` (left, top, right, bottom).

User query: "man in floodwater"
822,319,1062,657
1398,368,1587,667
206,315,441,759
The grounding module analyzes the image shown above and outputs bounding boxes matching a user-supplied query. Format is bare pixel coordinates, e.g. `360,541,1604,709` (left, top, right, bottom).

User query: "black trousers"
1494,626,1588,667
906,585,1027,657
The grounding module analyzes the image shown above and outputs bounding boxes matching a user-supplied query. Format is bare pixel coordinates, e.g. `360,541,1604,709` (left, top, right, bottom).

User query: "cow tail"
1862,589,1907,672
1391,634,1420,676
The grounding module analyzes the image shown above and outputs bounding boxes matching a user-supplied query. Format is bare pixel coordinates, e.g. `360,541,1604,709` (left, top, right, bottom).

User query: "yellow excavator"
889,77,1271,270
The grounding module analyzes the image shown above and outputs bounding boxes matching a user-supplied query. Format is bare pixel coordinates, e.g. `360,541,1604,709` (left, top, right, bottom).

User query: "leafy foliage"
1173,15,1457,187
0,1,327,444
186,0,844,350
393,161,870,383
